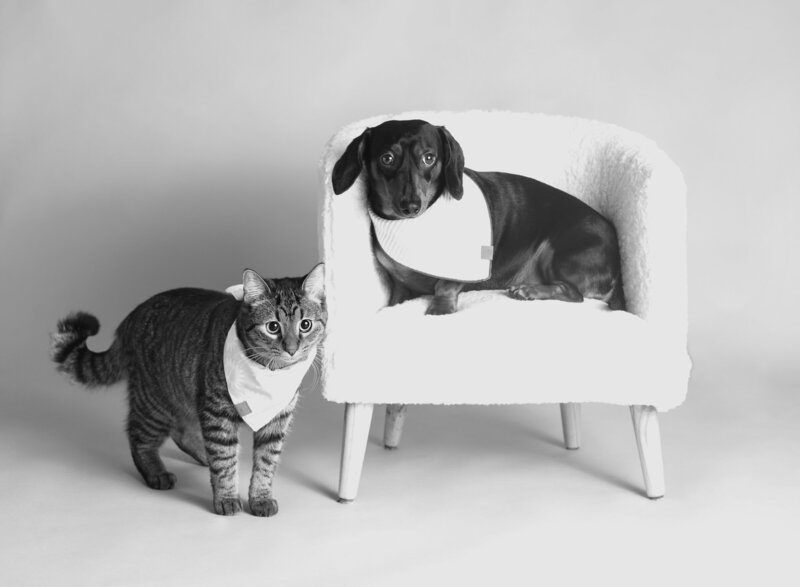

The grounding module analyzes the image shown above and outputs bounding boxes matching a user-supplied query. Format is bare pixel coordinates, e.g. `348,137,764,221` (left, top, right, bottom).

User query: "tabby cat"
50,264,326,517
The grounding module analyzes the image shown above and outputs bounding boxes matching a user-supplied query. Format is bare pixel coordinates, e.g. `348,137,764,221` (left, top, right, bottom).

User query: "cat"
50,264,326,517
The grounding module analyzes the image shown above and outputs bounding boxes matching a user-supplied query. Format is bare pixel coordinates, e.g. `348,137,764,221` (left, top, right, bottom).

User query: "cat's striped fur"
50,265,326,517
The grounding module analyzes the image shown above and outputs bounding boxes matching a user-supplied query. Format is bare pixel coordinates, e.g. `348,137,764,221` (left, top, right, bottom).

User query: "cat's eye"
380,152,395,166
299,319,313,333
265,321,281,335
422,152,436,166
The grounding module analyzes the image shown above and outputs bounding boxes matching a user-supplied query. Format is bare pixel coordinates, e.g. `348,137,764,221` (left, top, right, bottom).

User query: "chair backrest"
320,110,687,348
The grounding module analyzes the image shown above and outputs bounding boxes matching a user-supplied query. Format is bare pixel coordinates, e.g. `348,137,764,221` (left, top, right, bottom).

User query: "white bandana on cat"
223,325,315,431
368,176,493,282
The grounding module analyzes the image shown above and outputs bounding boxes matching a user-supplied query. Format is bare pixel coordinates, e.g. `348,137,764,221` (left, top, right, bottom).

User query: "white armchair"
318,111,691,502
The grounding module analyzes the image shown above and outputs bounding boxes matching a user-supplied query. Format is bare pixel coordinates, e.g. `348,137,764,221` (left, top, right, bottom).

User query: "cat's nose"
283,340,298,356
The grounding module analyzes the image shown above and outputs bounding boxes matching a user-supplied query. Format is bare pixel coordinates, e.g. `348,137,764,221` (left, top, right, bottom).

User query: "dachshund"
331,119,625,315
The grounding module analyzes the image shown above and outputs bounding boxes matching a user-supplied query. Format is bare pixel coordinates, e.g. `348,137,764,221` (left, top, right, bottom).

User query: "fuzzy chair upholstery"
318,111,690,412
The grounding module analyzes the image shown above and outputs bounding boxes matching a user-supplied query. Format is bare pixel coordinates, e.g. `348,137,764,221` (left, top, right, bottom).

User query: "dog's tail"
606,273,627,311
50,312,125,388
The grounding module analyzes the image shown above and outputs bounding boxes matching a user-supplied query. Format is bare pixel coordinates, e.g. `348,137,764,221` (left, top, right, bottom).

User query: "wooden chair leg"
630,405,665,499
383,404,407,449
560,403,581,449
338,403,374,504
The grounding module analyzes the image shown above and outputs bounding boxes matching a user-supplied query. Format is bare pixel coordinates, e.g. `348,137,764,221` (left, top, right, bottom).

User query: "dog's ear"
438,126,464,199
332,128,370,195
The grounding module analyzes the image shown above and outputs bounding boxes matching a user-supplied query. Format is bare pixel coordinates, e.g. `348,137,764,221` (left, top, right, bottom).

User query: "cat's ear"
242,269,273,305
301,263,325,304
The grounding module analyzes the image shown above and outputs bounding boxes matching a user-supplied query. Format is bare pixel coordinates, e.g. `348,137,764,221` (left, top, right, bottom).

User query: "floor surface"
2,345,797,586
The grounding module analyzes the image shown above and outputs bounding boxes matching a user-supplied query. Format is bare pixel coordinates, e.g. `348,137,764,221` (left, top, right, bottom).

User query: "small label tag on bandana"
481,245,494,260
235,401,252,417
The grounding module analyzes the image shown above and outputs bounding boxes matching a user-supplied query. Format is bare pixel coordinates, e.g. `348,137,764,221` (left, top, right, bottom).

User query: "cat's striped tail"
50,312,125,387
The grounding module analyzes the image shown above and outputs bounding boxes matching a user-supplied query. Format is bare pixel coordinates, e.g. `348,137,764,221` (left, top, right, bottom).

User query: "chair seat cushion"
325,291,691,411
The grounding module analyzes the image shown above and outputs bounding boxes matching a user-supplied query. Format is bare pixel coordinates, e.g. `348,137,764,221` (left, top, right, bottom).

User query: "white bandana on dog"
368,176,493,282
223,324,315,431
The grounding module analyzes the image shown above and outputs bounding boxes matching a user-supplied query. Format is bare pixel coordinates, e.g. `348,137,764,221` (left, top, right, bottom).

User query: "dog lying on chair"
331,119,625,315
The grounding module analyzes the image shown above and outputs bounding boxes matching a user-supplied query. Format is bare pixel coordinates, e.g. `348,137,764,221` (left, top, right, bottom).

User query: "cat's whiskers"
300,355,323,390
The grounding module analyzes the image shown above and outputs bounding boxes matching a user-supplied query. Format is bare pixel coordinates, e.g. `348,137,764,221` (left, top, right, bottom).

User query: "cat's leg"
201,397,242,515
248,395,298,517
126,381,176,490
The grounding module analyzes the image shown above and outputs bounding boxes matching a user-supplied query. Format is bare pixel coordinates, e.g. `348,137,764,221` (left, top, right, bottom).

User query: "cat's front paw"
145,472,176,490
425,298,457,315
250,497,279,517
213,497,243,516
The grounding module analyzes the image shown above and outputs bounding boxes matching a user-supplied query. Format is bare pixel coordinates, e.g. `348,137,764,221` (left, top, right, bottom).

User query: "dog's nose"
400,200,421,216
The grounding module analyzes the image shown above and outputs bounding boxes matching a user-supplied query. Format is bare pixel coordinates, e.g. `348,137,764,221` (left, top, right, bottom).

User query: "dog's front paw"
213,496,243,516
426,298,457,315
250,497,279,517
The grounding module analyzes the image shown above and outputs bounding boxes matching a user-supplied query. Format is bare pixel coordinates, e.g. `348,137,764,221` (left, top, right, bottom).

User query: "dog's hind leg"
506,240,585,303
508,281,583,303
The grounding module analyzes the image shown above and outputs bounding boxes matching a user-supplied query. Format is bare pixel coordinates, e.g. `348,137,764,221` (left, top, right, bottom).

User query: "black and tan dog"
332,119,625,315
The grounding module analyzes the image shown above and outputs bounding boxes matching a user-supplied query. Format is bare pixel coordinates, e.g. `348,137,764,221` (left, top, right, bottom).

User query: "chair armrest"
566,129,688,348
318,122,392,341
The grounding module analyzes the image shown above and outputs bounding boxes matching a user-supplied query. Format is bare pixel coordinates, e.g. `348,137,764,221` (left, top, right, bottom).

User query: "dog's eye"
422,153,436,166
380,152,395,166
299,319,313,333
265,321,281,335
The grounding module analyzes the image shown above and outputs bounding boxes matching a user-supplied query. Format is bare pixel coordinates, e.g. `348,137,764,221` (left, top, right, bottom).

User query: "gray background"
1,1,797,585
